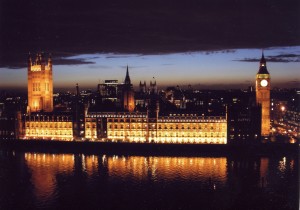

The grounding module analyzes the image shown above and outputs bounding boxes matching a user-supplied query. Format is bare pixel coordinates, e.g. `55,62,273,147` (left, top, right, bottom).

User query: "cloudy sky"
0,0,299,89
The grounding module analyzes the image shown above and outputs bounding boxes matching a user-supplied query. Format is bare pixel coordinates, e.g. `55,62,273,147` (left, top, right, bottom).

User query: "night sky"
0,0,299,89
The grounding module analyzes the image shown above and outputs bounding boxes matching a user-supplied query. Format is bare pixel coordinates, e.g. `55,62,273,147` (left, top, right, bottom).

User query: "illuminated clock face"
260,79,268,87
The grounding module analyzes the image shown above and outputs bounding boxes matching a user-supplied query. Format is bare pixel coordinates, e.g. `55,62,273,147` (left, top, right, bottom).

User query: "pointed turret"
76,83,80,97
150,77,157,94
28,52,32,71
35,53,40,65
122,65,135,112
48,53,52,70
258,51,269,74
124,65,131,85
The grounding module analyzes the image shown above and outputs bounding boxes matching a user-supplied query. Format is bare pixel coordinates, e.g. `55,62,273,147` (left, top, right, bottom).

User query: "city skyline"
0,47,299,90
1,0,299,89
0,1,298,208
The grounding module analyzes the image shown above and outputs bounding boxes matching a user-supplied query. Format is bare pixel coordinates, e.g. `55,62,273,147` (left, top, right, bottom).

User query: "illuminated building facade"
23,113,73,140
27,53,53,112
85,112,227,144
256,53,271,136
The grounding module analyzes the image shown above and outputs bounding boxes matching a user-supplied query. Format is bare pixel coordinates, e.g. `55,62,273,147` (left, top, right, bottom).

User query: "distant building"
139,81,147,94
165,86,186,109
98,80,122,103
0,98,22,140
0,114,19,140
283,110,299,137
227,90,261,144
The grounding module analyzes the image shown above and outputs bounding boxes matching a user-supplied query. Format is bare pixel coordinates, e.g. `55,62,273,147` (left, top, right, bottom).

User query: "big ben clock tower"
256,52,270,137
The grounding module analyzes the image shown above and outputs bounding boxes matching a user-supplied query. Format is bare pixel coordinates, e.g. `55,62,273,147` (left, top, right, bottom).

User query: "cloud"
201,49,236,55
105,54,142,59
234,53,300,63
53,57,95,65
0,55,96,69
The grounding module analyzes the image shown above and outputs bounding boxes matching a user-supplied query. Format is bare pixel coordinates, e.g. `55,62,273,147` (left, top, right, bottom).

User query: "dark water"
0,150,298,210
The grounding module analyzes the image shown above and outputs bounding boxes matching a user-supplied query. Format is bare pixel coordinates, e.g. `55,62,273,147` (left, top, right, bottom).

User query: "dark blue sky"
0,0,299,89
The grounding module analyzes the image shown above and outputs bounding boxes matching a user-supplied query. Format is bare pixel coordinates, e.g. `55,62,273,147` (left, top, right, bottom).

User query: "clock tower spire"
256,52,270,137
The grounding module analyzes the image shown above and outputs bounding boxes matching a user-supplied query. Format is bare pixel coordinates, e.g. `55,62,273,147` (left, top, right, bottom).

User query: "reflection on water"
25,154,228,200
106,156,227,182
0,150,298,210
25,153,75,202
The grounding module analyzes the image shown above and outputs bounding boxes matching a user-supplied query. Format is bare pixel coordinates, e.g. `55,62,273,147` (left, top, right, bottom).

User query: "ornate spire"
76,83,79,97
28,52,32,71
260,50,266,65
48,53,52,68
258,51,269,74
124,65,131,85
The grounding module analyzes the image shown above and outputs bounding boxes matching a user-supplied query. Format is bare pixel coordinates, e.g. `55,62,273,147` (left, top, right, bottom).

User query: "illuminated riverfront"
10,53,231,143
0,52,298,144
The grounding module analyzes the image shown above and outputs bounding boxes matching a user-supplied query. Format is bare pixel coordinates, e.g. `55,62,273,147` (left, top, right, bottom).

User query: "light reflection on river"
0,150,298,210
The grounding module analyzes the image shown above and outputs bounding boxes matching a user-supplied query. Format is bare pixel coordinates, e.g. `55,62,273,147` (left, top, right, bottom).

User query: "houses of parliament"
5,52,270,143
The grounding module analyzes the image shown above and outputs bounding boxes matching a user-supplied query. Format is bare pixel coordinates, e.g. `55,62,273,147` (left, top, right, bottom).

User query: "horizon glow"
0,46,299,91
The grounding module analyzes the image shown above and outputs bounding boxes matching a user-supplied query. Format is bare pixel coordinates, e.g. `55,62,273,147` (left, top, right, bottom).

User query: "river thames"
0,149,298,210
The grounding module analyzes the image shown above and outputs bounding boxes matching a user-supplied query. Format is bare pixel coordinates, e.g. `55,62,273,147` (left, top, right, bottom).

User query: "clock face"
260,79,268,87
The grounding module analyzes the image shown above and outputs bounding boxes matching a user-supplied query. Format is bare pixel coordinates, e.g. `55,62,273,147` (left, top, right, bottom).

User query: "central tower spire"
124,65,131,85
122,65,135,112
258,51,269,74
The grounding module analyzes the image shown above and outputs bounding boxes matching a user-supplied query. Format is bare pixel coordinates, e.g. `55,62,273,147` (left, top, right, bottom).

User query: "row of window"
85,123,96,129
107,119,147,123
26,123,72,128
32,82,50,92
108,123,226,130
26,118,72,122
107,137,226,144
87,114,147,120
108,132,226,138
32,83,41,91
0,130,14,135
153,139,226,144
86,132,97,137
26,130,72,135
107,119,225,123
